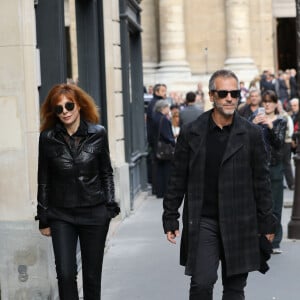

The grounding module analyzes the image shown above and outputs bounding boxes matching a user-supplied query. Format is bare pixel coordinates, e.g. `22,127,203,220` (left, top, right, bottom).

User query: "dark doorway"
35,0,107,127
120,0,148,205
65,26,72,79
35,0,67,104
75,0,107,128
277,18,297,70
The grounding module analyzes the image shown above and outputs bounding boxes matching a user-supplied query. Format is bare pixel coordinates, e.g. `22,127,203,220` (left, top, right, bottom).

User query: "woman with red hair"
36,83,120,299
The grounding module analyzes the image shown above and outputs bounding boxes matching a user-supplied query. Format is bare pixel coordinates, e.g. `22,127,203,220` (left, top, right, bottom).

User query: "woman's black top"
36,120,120,228
249,114,287,166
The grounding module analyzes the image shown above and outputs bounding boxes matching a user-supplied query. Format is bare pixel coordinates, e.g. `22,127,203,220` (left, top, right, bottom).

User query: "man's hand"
166,230,180,244
40,227,51,237
265,233,274,242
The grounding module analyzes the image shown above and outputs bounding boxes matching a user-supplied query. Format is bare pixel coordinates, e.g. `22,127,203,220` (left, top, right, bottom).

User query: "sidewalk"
102,189,300,300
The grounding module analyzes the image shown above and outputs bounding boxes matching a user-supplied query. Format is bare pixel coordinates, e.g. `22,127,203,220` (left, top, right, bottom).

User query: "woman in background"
152,99,176,198
251,90,286,254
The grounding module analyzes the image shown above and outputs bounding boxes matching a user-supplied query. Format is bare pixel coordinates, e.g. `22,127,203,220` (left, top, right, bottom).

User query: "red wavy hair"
40,84,100,132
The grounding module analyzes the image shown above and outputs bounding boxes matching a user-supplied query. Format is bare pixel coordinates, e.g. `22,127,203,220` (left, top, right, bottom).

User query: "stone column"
141,0,158,79
69,0,79,81
158,0,190,77
224,0,258,80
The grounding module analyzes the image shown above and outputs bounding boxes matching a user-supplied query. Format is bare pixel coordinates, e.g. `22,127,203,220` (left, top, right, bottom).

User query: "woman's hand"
252,114,265,125
40,227,51,237
253,114,273,129
260,116,274,129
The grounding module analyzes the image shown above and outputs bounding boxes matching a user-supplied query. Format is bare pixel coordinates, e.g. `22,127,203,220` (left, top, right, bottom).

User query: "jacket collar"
188,109,247,165
55,119,88,136
86,122,101,134
189,109,246,135
221,112,247,164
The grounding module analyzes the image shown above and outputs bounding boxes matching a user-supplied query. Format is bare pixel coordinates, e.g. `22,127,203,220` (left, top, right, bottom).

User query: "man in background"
180,91,203,127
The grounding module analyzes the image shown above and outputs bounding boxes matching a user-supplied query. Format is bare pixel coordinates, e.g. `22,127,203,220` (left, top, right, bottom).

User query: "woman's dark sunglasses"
54,102,75,115
212,90,240,99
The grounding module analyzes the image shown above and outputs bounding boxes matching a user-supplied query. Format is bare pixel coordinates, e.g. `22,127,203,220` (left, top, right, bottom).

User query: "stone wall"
0,0,130,298
0,0,52,298
141,0,295,92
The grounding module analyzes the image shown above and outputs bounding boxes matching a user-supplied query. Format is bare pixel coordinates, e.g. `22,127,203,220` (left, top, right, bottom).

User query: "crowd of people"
145,83,205,198
144,69,299,198
145,68,299,257
239,70,299,192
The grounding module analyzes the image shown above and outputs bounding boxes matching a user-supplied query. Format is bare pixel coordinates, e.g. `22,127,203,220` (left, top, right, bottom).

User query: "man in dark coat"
289,68,298,100
163,69,276,300
146,83,167,147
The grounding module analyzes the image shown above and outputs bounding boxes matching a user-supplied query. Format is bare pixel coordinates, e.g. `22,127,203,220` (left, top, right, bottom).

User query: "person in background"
261,70,276,93
239,81,249,104
277,101,295,190
144,85,154,112
180,91,203,127
170,104,180,141
163,69,276,300
148,85,154,95
289,69,298,100
251,90,286,254
249,75,261,90
276,70,290,107
290,98,299,153
169,91,185,109
196,81,205,100
195,82,205,110
36,83,120,299
238,87,261,120
147,84,167,139
146,83,167,195
152,100,175,198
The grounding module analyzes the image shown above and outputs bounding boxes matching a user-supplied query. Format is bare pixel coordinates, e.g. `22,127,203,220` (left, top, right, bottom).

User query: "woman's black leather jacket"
263,117,287,166
36,122,120,226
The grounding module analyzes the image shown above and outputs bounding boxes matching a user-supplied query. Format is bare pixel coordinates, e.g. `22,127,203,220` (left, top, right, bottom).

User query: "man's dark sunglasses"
212,90,241,99
54,102,75,115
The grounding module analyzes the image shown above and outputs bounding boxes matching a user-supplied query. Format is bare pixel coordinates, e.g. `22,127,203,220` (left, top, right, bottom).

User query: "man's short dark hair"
153,84,162,95
208,69,239,91
186,91,196,103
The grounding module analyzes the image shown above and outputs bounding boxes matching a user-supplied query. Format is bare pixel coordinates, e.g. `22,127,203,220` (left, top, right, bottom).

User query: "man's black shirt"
202,113,232,219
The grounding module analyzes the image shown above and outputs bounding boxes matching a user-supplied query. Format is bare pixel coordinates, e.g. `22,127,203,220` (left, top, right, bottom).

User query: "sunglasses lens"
216,90,240,98
217,91,228,98
231,90,240,98
54,105,63,114
65,102,75,111
54,102,75,115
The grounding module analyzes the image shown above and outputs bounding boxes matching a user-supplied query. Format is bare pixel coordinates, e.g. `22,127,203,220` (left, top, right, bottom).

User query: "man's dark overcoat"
163,110,276,276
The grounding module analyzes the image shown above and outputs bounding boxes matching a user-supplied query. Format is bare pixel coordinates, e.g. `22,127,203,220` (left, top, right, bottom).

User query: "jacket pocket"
47,147,65,158
83,145,101,154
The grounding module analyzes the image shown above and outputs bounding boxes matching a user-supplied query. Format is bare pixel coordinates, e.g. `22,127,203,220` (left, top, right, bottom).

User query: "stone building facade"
141,0,297,93
0,0,146,298
0,0,297,297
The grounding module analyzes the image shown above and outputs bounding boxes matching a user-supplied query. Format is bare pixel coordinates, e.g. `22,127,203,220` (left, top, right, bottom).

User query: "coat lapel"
187,111,246,169
221,113,246,165
188,111,210,167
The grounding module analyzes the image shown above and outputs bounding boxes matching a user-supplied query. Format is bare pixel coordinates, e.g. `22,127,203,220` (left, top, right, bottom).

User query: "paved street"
102,189,300,300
